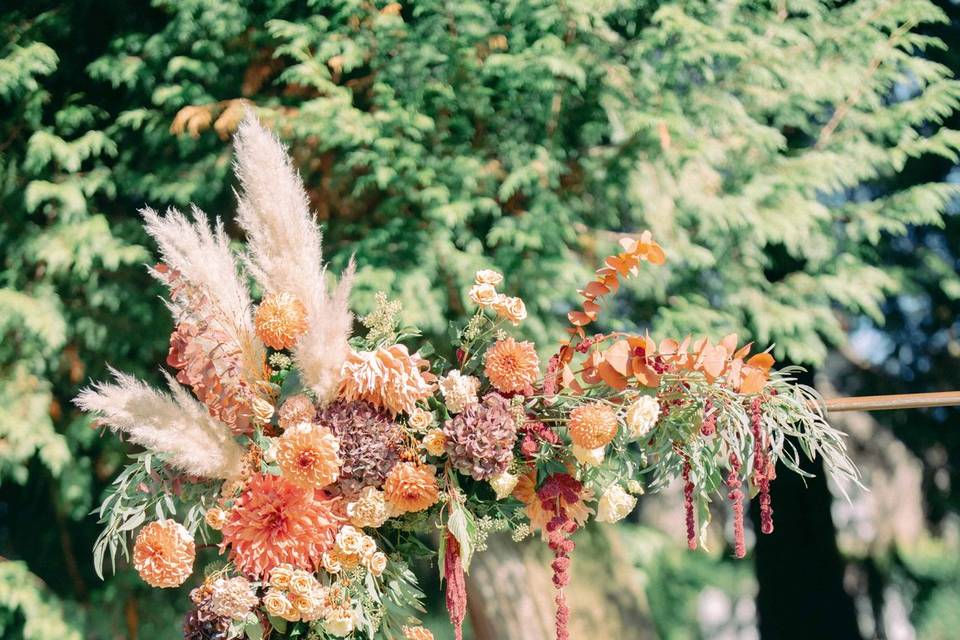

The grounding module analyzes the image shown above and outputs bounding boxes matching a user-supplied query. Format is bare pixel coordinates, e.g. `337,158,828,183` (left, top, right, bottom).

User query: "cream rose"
336,526,364,555
263,589,293,619
268,564,294,590
468,283,499,306
625,395,660,439
289,570,315,596
474,269,504,286
494,295,526,325
204,506,228,530
596,484,638,523
368,551,388,576
408,407,434,431
422,429,447,456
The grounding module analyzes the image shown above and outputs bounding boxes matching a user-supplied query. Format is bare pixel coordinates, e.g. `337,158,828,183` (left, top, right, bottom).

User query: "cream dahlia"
483,338,539,394
132,520,195,588
275,423,341,489
346,486,390,528
338,344,435,416
384,462,440,514
220,473,343,577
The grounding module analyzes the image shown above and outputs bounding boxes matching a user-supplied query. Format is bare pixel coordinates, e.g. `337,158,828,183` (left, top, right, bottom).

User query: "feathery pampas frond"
140,206,263,362
233,114,354,404
141,206,268,434
74,369,245,479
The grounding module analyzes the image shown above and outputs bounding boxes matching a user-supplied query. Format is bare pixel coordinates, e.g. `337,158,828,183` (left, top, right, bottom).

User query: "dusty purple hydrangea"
317,400,403,497
443,393,517,480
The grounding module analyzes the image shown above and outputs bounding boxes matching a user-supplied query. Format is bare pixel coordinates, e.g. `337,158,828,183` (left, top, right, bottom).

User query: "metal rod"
825,391,960,412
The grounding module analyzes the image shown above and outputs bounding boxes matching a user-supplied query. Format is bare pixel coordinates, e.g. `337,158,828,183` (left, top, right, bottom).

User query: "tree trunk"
750,369,862,640
467,526,656,640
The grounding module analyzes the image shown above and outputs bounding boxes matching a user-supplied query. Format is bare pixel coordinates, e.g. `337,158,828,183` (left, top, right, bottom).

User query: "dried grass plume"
233,114,354,403
74,369,245,479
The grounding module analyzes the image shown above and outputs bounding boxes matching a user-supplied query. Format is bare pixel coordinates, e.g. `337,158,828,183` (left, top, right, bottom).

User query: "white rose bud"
489,471,519,500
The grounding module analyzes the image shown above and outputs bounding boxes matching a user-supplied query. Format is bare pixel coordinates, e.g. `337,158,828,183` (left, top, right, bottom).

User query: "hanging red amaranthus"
701,397,716,436
538,473,582,640
682,459,697,550
751,397,774,534
727,452,746,558
443,532,467,640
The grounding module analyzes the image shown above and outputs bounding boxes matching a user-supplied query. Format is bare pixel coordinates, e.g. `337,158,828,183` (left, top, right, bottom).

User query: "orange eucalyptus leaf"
739,368,768,394
645,243,666,265
568,310,593,326
605,340,632,375
747,352,775,371
597,360,628,390
720,333,739,355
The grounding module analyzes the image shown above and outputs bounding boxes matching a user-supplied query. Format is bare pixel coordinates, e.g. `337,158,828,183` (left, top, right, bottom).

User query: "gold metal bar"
825,391,960,412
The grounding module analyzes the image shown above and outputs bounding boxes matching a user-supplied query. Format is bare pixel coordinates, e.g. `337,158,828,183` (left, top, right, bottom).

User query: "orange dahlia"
255,292,308,350
276,423,341,489
483,337,539,394
383,462,439,514
132,520,195,588
338,344,435,416
567,402,619,449
220,473,343,578
278,394,316,430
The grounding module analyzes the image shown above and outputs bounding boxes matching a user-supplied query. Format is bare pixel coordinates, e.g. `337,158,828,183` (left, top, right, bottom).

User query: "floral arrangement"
77,117,860,640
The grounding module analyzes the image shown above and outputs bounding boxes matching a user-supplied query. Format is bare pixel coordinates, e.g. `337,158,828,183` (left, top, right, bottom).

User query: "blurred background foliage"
2,0,959,638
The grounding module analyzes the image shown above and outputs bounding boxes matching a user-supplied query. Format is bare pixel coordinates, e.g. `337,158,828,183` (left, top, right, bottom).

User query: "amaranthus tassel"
751,397,774,534
727,453,746,558
444,533,466,640
701,397,716,436
682,460,697,550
